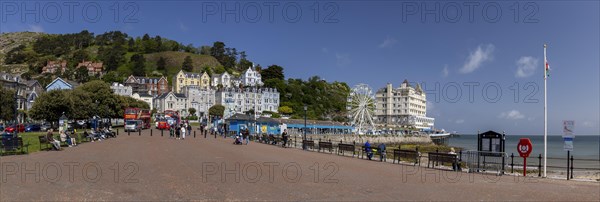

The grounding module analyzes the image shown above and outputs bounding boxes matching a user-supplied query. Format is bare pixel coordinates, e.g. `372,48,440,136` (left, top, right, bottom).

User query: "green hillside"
0,31,351,121
145,51,222,76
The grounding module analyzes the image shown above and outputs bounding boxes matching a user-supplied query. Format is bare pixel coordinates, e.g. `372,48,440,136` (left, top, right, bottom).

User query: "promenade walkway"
1,130,598,201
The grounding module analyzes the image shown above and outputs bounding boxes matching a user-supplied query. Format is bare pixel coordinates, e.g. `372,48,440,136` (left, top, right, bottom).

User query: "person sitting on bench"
46,129,61,150
364,141,373,160
448,147,459,171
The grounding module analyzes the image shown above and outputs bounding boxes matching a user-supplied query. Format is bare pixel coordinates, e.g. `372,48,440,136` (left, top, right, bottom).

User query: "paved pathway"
1,129,598,201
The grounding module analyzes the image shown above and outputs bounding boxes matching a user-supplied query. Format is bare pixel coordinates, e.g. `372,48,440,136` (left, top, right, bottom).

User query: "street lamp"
14,77,19,137
303,104,307,150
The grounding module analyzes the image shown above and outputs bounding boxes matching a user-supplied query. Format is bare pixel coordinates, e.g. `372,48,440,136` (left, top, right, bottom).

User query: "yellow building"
200,72,210,89
173,70,211,93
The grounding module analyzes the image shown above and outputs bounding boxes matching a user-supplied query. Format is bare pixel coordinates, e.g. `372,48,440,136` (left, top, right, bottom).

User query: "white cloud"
179,22,188,31
455,119,465,124
335,53,351,66
515,56,539,78
460,44,495,74
378,36,397,48
27,24,44,32
498,110,525,120
442,65,449,77
582,121,595,127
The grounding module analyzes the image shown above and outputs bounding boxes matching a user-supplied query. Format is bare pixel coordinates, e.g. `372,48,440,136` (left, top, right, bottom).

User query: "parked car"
25,124,41,132
40,123,52,131
157,121,170,130
125,120,142,132
4,124,25,133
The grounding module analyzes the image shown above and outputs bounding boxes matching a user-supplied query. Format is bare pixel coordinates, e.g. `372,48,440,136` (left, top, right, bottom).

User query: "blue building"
226,114,280,136
46,77,77,91
226,114,354,136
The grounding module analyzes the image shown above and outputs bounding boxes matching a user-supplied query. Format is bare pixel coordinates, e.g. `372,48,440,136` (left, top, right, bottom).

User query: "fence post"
139,129,141,136
204,131,207,138
194,130,196,138
570,155,574,179
510,153,514,173
214,132,216,138
538,154,542,177
151,129,153,136
117,129,119,136
128,131,130,136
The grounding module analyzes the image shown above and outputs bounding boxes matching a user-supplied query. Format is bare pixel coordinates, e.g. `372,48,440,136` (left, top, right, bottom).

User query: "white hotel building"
374,80,434,132
216,87,280,118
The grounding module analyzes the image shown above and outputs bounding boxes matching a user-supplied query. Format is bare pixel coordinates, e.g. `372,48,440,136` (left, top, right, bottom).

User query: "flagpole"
543,43,548,178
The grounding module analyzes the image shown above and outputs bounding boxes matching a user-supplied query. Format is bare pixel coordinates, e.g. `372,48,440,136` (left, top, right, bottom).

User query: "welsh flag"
545,59,550,78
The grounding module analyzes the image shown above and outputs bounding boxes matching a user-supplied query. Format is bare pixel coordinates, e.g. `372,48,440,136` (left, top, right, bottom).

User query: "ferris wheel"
347,84,376,134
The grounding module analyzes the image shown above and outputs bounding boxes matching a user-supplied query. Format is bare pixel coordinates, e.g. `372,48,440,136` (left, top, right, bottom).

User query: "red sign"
517,138,533,158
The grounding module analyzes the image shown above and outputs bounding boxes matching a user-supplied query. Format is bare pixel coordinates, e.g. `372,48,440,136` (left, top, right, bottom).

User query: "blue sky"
1,1,598,135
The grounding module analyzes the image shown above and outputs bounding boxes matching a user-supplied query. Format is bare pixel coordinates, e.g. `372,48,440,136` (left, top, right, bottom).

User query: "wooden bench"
360,146,376,159
427,152,458,171
318,142,333,153
337,143,355,157
302,140,315,150
393,149,420,165
0,137,28,155
38,135,51,151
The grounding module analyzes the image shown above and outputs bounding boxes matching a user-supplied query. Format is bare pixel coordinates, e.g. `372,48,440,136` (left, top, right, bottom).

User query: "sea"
448,135,600,171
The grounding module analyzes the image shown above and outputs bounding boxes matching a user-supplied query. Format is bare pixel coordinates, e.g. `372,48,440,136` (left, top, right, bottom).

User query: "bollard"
510,153,514,173
117,129,119,136
194,130,196,138
161,129,163,136
570,155,574,179
128,131,130,136
151,129,153,136
204,131,207,138
538,154,542,177
139,129,141,136
214,132,216,138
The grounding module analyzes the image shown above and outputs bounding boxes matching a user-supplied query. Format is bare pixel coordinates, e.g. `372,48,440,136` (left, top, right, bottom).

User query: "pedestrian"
282,129,289,148
243,129,250,145
187,123,192,138
181,124,186,139
176,125,181,140
169,124,174,138
378,142,386,162
365,141,373,160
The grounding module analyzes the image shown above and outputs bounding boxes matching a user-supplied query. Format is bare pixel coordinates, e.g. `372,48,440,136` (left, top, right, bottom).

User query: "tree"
156,56,167,71
101,71,123,84
209,104,225,117
261,65,284,81
202,65,213,76
188,108,197,117
182,56,193,72
75,66,90,83
278,106,293,115
130,54,146,76
200,46,211,55
0,88,16,121
98,44,126,71
29,90,72,123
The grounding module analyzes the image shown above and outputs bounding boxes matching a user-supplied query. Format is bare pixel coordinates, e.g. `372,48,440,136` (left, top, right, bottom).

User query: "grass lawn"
1,131,93,155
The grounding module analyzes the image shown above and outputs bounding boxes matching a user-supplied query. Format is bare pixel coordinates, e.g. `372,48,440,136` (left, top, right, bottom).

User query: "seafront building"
182,85,215,118
374,80,434,132
215,87,280,118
